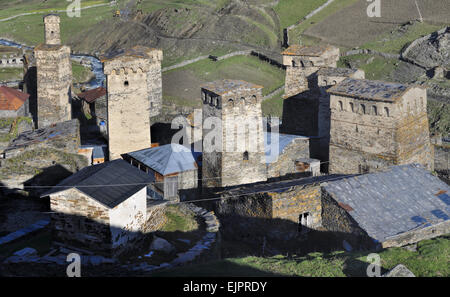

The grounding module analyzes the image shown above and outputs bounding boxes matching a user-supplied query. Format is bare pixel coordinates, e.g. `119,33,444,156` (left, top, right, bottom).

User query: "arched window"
332,80,337,85
372,105,377,115
323,80,328,85
228,98,234,107
243,151,249,161
240,97,246,105
349,102,354,112
384,107,390,117
292,60,296,67
338,101,343,111
251,95,257,104
361,104,366,114
202,92,207,102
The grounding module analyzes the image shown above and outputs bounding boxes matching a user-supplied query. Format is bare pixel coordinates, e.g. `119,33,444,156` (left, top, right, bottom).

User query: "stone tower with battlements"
328,78,434,174
282,45,340,98
35,14,72,128
201,79,267,188
102,46,162,160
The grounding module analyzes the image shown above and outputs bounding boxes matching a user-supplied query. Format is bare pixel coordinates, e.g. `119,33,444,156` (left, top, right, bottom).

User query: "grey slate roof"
41,159,153,209
201,79,263,96
264,132,309,164
323,164,450,243
327,78,416,102
317,67,358,77
126,144,198,176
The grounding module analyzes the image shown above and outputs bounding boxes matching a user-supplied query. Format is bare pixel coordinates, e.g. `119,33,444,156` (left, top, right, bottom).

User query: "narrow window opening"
243,151,249,161
384,107,390,117
298,212,310,233
124,80,129,87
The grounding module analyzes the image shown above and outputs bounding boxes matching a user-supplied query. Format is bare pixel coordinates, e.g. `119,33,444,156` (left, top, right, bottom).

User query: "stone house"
201,79,267,188
0,86,30,118
77,87,107,131
327,78,433,174
124,143,199,201
321,164,450,249
41,159,158,256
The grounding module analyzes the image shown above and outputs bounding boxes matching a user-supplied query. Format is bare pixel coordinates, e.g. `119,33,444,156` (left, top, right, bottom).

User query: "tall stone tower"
44,14,61,45
35,14,72,128
328,78,434,174
201,80,267,188
102,46,163,160
281,45,340,98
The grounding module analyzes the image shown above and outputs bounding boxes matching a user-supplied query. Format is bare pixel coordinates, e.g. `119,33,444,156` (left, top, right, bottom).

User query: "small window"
384,107,389,117
124,80,129,87
228,98,234,107
243,151,249,161
349,102,354,112
361,104,366,114
372,105,377,115
292,60,296,67
332,80,337,85
338,101,343,111
298,212,310,233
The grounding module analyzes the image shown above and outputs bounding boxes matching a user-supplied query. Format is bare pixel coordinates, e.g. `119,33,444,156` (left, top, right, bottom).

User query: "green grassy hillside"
156,235,450,277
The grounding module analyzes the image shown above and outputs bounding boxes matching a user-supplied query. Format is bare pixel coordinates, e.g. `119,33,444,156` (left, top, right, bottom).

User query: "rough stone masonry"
102,46,163,160
34,14,72,128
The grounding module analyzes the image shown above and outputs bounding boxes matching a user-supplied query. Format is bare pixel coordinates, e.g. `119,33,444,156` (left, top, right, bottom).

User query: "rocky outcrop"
383,264,415,277
402,27,450,70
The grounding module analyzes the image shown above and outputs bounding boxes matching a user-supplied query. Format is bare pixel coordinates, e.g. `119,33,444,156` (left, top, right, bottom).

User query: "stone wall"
35,45,72,128
267,137,310,179
147,50,163,118
321,191,375,249
381,220,450,248
50,188,113,253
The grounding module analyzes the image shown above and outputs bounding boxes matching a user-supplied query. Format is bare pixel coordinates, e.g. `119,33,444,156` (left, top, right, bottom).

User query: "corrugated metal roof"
41,159,153,209
323,164,450,242
264,132,309,164
126,144,197,176
0,86,29,111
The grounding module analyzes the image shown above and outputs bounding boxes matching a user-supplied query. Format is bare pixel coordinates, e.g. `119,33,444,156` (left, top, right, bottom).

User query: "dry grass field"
302,0,450,47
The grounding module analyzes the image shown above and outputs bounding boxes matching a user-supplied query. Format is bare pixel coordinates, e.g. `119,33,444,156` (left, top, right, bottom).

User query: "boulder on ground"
150,236,176,254
383,264,415,277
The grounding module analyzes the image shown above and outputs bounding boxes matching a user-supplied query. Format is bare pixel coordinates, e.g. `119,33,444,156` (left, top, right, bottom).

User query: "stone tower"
328,78,434,174
102,46,162,160
281,45,340,98
44,14,61,45
201,79,267,188
34,14,72,128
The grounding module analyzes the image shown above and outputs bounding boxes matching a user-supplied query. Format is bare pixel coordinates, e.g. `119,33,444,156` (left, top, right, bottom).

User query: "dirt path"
0,3,110,22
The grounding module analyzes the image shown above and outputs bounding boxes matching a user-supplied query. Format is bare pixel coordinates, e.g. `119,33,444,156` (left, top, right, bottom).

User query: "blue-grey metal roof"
264,132,309,164
41,159,153,209
126,144,198,176
323,164,450,242
92,146,106,159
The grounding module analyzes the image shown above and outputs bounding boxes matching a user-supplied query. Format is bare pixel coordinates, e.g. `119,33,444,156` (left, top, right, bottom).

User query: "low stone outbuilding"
264,132,313,179
77,87,107,132
42,159,157,256
0,86,30,118
124,144,199,201
322,164,450,249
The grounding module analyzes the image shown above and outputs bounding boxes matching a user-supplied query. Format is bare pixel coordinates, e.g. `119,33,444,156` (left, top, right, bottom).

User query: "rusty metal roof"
281,45,331,57
201,79,263,96
77,87,106,103
0,86,29,111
